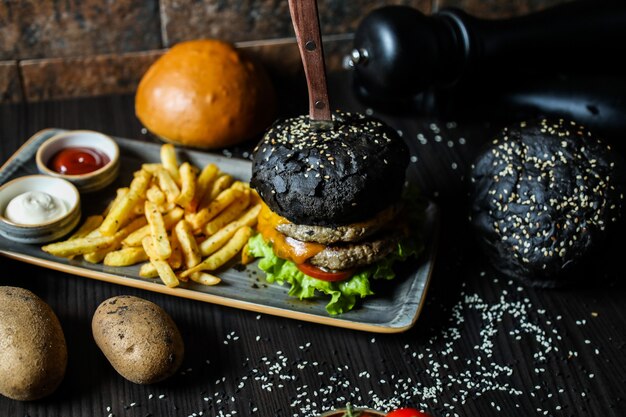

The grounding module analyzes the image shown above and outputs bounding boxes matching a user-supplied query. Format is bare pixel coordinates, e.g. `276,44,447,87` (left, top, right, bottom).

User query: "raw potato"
92,296,184,384
0,287,67,401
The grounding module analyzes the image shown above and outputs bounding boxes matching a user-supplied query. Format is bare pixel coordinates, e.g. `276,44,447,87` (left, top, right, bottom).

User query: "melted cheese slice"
257,204,325,264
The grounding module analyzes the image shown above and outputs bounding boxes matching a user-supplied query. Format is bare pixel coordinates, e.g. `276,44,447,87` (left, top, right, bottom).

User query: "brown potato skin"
92,295,184,384
0,286,67,401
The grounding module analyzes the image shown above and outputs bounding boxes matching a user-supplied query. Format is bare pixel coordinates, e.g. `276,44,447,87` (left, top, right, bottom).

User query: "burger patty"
309,234,400,271
275,205,400,245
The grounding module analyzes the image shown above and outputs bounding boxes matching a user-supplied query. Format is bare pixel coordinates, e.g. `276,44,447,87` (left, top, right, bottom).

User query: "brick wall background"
0,0,568,103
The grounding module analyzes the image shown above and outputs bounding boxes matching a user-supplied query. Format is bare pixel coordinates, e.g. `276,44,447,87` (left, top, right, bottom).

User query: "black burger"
246,111,420,314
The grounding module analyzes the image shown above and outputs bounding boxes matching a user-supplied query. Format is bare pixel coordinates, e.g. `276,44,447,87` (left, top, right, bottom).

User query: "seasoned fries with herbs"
142,236,179,288
41,144,259,288
104,247,148,267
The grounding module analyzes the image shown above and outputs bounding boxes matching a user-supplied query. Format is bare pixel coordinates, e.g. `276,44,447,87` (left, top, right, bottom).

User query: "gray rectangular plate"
0,129,438,333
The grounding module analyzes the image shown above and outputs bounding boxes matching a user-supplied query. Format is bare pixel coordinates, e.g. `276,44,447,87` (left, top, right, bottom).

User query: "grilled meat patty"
275,205,400,245
309,234,400,271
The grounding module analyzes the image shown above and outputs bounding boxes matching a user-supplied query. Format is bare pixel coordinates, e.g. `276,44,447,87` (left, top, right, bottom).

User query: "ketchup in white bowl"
36,130,120,193
49,147,110,175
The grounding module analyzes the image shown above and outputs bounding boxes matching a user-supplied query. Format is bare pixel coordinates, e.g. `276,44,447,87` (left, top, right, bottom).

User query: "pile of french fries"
42,144,261,288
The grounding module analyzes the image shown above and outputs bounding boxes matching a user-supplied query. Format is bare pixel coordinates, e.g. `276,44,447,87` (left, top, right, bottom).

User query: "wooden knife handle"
288,0,332,122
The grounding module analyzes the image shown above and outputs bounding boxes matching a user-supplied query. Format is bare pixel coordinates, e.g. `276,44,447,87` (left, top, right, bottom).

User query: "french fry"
189,272,221,286
160,206,186,227
69,215,104,240
42,235,117,257
83,251,107,264
184,211,206,232
204,191,250,235
199,203,261,256
116,214,150,237
132,197,147,216
122,227,148,247
160,143,180,184
153,260,179,287
145,201,171,260
200,174,233,208
100,171,151,236
157,169,180,203
174,220,201,269
206,183,246,215
130,169,152,195
146,185,166,205
176,162,196,209
103,247,148,266
85,227,101,238
84,217,147,263
187,184,245,230
189,163,219,212
141,163,163,174
142,236,179,287
103,188,129,217
157,202,177,213
181,226,252,277
122,207,184,247
168,229,183,271
139,262,159,278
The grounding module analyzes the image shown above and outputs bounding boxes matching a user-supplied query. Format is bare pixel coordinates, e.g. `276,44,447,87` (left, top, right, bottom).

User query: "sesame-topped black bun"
470,118,626,287
251,111,409,226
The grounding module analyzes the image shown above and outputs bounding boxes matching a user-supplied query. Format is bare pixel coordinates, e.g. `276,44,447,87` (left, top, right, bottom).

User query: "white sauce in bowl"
4,191,67,225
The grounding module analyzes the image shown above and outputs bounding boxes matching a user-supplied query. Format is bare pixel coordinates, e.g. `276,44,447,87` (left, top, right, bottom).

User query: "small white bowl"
0,175,81,244
36,130,120,193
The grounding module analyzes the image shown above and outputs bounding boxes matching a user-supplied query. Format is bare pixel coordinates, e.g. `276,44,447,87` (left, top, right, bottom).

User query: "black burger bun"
251,111,409,226
470,118,626,287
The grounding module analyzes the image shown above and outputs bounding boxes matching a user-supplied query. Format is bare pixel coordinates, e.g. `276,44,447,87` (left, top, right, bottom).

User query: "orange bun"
135,40,276,149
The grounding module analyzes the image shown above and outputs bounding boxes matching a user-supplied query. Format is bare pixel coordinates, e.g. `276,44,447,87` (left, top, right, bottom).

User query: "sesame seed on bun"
250,111,409,227
470,118,626,287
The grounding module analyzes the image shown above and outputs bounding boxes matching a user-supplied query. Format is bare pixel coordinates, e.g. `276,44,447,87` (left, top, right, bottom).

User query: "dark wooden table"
0,72,625,417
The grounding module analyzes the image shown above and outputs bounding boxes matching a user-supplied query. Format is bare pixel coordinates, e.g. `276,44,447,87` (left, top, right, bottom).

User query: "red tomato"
296,262,354,282
386,408,432,417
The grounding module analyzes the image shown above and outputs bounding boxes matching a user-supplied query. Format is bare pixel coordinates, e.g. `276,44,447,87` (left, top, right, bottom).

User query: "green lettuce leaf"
247,233,421,315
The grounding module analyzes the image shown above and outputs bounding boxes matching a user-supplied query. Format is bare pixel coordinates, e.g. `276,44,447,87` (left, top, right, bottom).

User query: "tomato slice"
296,262,354,282
386,408,432,417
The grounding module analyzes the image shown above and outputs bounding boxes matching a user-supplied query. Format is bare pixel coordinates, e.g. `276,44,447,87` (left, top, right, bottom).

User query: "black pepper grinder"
347,0,626,107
